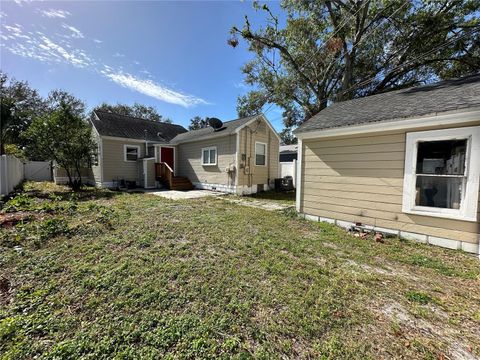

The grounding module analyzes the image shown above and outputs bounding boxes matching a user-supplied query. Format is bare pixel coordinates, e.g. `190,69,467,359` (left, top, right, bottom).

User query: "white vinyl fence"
279,159,297,187
0,155,25,196
24,161,52,181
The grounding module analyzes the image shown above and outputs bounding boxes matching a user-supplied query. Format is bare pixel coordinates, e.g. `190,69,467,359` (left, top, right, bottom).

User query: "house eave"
100,135,169,144
295,107,480,140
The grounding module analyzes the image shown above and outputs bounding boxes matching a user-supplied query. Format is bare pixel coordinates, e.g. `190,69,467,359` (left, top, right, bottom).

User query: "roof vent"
207,117,223,131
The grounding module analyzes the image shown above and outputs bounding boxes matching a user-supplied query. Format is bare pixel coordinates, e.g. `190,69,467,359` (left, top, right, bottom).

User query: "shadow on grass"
16,182,119,203
248,190,296,204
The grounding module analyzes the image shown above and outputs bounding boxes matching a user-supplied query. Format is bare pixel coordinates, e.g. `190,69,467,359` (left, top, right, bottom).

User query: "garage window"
402,126,480,221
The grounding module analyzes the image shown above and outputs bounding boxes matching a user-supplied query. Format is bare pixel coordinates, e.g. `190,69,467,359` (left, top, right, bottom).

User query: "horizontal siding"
177,135,236,185
301,124,480,244
237,118,280,187
102,138,144,183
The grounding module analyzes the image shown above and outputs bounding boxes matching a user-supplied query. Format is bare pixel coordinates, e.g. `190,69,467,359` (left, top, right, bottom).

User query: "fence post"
0,155,5,195
292,159,297,187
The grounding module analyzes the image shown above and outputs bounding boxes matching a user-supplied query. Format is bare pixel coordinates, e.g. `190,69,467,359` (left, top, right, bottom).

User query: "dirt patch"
0,211,42,228
378,301,477,360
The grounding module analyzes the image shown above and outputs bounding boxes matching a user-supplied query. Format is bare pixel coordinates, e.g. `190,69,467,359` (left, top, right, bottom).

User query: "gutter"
295,108,480,140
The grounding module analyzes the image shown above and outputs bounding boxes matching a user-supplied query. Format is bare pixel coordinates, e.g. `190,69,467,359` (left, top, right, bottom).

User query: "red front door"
161,147,174,171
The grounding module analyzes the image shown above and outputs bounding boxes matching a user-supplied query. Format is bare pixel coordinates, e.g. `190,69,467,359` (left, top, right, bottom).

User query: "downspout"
144,130,148,157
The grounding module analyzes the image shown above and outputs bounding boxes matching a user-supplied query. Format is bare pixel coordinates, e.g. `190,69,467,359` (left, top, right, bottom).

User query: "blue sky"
0,0,285,130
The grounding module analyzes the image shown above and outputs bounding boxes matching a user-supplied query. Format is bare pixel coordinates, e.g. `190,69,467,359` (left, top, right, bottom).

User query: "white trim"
295,139,303,212
254,141,267,166
142,158,156,189
296,108,480,140
301,213,479,256
192,181,237,194
402,126,480,222
124,144,140,162
235,114,282,142
201,146,217,166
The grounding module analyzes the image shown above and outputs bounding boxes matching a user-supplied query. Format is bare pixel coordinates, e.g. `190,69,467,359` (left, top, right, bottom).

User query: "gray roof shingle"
91,110,187,142
170,115,259,144
295,73,480,134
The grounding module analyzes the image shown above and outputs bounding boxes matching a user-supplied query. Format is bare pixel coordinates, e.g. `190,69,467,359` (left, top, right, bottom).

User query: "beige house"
294,74,480,255
171,113,280,194
55,111,279,194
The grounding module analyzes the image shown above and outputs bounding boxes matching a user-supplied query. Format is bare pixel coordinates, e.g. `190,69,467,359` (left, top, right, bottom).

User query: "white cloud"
39,35,91,67
1,20,206,108
62,23,84,38
41,9,71,18
14,0,34,6
1,25,92,68
102,71,208,107
2,24,31,40
0,11,7,18
93,38,102,44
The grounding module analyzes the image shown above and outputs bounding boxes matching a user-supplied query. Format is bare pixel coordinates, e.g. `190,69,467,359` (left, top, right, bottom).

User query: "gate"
24,161,52,181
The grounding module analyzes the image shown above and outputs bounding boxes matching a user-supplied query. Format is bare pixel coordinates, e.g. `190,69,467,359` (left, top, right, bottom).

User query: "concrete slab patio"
149,189,225,200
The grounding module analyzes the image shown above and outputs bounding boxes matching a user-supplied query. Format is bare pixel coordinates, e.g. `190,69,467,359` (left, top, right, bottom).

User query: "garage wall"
299,122,480,246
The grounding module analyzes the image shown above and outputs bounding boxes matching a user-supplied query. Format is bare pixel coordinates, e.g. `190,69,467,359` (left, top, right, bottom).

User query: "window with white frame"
202,146,217,166
255,142,267,166
402,126,480,221
124,145,140,162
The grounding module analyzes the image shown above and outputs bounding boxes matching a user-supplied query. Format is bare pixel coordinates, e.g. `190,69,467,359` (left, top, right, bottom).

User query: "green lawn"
1,182,479,359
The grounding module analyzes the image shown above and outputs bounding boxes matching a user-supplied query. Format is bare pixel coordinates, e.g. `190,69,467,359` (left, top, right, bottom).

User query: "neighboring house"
278,144,298,185
55,111,280,194
279,144,298,162
294,74,480,255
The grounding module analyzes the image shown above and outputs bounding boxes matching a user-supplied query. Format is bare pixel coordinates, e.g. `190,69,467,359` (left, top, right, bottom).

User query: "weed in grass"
1,182,480,359
406,291,434,305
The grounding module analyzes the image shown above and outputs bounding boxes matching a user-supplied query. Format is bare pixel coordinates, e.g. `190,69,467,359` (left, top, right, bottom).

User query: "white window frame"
201,146,217,166
124,145,140,162
255,141,267,167
402,126,480,222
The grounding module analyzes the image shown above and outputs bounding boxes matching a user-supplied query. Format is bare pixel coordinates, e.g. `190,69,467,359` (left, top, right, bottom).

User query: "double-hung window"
255,142,267,166
202,146,217,166
124,145,140,162
402,126,480,221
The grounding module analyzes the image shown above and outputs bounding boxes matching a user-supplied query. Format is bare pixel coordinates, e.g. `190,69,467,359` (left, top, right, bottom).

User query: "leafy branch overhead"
230,0,480,135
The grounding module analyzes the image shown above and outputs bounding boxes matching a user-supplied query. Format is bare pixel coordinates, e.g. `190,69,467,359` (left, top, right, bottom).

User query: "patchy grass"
0,182,479,359
246,190,295,205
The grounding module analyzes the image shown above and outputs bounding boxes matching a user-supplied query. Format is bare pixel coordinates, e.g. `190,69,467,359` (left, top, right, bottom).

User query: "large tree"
230,0,480,138
0,72,46,154
188,116,209,130
23,91,96,190
94,102,172,123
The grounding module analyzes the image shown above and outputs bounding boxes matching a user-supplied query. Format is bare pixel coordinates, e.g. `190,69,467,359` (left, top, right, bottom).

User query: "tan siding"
102,138,145,183
300,123,480,244
237,118,280,188
176,135,236,185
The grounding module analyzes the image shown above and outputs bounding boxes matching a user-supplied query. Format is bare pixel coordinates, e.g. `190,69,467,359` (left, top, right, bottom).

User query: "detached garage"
294,74,480,255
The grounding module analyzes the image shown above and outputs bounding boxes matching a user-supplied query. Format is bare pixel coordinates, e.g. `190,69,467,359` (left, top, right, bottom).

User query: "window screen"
415,140,467,209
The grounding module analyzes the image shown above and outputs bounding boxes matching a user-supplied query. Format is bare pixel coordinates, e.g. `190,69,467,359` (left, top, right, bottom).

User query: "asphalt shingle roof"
91,110,187,142
295,73,480,134
170,115,259,144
